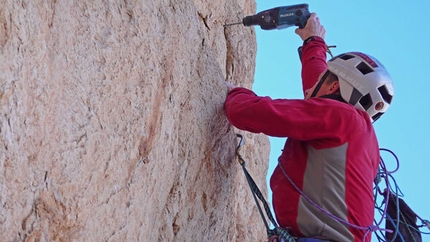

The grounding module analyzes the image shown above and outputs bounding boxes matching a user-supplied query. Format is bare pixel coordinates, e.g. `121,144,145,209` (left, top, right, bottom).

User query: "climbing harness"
234,134,430,242
235,134,296,242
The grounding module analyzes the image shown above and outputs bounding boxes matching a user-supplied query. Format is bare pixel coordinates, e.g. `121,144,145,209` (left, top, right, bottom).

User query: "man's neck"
320,94,346,103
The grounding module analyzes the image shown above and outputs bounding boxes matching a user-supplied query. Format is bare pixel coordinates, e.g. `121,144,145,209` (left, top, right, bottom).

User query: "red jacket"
224,38,379,242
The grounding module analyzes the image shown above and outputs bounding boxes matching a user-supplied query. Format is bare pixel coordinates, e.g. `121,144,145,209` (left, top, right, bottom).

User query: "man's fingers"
295,12,325,40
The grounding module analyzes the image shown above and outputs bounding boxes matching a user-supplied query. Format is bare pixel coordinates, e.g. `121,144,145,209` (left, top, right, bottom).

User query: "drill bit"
223,21,242,27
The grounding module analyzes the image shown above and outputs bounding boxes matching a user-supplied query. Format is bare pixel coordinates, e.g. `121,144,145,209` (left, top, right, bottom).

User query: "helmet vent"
356,62,374,75
372,112,383,122
359,93,372,110
350,88,363,105
340,54,354,60
378,85,393,104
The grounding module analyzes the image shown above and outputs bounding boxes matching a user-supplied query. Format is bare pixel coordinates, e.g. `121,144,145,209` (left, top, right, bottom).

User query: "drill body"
243,4,310,30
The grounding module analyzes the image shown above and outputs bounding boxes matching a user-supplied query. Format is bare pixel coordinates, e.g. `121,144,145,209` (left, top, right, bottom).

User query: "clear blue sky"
251,0,430,240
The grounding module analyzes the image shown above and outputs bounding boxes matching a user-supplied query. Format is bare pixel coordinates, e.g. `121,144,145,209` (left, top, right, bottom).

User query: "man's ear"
327,81,340,94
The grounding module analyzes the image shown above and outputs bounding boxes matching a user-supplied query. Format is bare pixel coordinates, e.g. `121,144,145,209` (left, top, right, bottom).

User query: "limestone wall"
0,0,270,241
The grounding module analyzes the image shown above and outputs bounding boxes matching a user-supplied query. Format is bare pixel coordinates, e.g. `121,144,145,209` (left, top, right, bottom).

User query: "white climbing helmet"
327,52,394,122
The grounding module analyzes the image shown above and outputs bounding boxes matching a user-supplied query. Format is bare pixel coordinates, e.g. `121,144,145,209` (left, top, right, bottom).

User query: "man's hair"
325,71,338,84
325,71,341,95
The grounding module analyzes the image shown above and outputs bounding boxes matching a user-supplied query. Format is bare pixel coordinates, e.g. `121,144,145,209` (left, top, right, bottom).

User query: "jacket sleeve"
224,87,364,146
301,37,328,96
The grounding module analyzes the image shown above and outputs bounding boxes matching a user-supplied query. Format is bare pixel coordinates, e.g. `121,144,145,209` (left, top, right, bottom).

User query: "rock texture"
0,0,270,241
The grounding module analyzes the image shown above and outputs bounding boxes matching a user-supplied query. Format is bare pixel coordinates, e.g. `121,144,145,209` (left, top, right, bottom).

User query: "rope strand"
234,134,429,241
236,134,296,242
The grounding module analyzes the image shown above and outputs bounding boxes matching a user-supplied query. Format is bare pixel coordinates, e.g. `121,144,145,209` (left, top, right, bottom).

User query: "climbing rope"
277,155,388,241
234,134,429,242
373,148,430,242
235,134,296,242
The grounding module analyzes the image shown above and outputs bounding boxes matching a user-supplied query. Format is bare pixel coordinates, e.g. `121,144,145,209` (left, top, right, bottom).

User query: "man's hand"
295,13,326,41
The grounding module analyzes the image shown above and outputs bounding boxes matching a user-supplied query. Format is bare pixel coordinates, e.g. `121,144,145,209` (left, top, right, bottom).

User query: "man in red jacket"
224,13,394,241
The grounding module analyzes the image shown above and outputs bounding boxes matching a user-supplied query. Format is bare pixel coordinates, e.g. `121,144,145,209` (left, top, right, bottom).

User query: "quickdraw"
236,134,296,242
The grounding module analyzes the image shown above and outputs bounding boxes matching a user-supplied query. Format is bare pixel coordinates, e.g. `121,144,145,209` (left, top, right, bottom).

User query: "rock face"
0,1,270,241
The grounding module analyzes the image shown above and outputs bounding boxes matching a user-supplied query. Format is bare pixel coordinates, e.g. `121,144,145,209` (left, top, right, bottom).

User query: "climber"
224,13,394,242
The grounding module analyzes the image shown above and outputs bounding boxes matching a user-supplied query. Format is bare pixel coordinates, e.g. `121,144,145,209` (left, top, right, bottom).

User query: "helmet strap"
310,70,331,98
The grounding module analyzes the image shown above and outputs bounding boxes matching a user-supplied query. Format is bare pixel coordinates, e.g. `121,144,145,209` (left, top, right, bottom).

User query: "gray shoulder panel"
297,144,355,241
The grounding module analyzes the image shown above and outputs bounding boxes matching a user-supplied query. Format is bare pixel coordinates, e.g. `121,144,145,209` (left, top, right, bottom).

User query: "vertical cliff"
0,0,270,241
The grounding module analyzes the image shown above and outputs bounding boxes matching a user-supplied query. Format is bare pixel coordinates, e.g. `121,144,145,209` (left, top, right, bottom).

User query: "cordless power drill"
224,4,310,30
